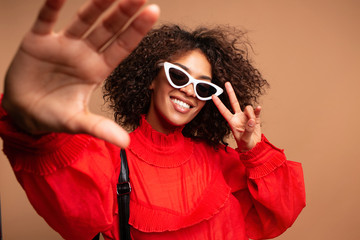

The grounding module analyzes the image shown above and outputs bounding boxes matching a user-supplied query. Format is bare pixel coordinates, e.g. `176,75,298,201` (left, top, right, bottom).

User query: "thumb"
71,112,130,148
241,118,256,143
236,119,256,152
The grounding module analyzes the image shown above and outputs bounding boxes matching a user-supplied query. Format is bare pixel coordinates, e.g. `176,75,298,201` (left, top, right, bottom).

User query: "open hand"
212,82,262,152
2,0,160,148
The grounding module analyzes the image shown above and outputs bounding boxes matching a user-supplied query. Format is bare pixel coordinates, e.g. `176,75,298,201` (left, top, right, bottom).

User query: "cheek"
194,101,207,114
199,100,207,108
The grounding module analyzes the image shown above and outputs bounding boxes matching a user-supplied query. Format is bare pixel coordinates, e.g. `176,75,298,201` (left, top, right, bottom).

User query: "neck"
145,110,182,134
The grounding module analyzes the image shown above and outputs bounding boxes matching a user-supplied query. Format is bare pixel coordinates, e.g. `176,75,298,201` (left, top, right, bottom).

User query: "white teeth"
172,98,190,109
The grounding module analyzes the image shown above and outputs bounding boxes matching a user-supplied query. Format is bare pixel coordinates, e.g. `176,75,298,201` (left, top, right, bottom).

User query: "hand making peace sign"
212,82,262,152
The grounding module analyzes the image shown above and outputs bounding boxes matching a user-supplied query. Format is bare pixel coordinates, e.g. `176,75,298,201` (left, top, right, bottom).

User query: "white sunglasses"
159,62,223,101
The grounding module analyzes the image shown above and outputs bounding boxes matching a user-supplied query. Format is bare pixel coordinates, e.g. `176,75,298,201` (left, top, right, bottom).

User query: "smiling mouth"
171,97,192,109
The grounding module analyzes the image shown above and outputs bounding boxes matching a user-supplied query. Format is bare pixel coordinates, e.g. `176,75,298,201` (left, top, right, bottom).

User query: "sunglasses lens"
196,83,217,98
169,68,189,86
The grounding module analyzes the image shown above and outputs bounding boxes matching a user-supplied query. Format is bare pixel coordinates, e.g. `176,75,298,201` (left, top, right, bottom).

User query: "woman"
0,0,305,239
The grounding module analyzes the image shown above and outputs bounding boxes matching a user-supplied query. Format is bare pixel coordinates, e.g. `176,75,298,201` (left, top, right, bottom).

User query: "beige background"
1,0,360,239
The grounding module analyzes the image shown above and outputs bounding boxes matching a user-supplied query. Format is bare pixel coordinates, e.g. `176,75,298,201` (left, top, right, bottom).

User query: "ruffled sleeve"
238,135,288,179
0,102,121,240
222,135,306,239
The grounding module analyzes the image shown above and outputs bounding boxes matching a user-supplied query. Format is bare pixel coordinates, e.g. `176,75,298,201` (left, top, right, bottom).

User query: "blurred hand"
2,0,160,148
212,82,262,152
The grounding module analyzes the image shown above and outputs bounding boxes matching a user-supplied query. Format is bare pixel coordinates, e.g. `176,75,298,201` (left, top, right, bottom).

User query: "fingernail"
248,120,255,127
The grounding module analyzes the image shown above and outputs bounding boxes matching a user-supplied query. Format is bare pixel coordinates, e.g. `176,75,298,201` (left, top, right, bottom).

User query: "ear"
149,80,156,90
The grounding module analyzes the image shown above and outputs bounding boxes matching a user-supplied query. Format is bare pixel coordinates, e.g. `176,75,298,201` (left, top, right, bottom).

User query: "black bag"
93,149,131,240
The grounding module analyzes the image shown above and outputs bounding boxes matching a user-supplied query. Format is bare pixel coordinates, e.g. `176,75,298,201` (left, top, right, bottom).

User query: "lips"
170,95,196,112
171,98,191,109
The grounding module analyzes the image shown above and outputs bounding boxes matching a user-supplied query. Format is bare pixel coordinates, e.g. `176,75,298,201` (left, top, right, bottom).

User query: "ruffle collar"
128,115,194,168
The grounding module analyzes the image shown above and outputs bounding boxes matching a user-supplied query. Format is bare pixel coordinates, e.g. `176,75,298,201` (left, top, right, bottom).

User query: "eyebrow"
174,63,212,81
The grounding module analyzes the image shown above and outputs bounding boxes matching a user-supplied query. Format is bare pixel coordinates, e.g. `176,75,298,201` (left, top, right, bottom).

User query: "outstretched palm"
3,0,159,147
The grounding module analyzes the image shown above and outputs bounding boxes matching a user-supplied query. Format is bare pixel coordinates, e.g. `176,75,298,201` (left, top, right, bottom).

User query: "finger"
212,94,234,122
244,105,256,130
64,0,115,39
32,0,66,34
254,106,262,123
72,113,130,148
225,82,241,114
239,106,257,146
85,0,147,50
102,4,160,69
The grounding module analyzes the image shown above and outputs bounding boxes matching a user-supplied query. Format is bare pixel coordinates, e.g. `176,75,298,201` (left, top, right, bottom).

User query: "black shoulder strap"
92,233,100,240
117,149,132,240
92,149,131,240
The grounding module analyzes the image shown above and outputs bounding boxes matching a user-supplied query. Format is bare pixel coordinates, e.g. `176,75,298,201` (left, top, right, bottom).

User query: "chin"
166,114,193,128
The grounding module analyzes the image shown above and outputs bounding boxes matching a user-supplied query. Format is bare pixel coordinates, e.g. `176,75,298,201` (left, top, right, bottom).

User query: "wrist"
1,95,48,136
236,141,255,153
236,137,261,153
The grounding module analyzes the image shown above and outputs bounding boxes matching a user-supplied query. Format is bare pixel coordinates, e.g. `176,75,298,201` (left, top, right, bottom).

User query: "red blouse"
0,108,305,240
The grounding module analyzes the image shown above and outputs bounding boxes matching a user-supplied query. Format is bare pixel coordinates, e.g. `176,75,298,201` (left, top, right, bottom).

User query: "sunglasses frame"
159,62,223,101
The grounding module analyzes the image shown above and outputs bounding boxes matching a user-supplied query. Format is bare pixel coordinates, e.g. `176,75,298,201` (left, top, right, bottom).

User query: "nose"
180,84,196,98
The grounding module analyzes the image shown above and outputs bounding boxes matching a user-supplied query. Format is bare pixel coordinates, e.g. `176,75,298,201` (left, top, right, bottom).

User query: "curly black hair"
103,24,269,146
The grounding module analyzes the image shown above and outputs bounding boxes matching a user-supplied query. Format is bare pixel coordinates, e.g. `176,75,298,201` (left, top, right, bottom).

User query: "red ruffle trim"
3,133,92,176
128,116,194,168
128,170,231,232
238,135,286,179
0,99,95,175
128,138,194,168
